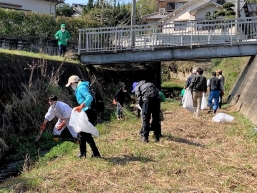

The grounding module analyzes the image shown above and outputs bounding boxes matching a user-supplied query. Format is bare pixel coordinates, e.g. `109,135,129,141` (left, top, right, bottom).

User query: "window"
174,22,186,31
167,3,175,12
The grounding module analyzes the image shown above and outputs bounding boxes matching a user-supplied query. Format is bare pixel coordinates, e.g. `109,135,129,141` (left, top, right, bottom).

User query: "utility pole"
235,0,240,34
131,0,136,47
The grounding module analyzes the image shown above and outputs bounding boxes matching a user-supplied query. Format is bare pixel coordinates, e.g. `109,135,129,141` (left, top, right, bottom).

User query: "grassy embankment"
1,56,257,192
0,48,78,63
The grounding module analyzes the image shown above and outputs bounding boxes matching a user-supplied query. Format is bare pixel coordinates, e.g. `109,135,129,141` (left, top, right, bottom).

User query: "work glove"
74,103,85,113
40,122,46,131
57,121,66,130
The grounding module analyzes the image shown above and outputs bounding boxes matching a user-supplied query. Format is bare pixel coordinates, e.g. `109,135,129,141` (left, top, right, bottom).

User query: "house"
143,0,223,25
0,0,63,15
71,3,86,17
144,0,256,25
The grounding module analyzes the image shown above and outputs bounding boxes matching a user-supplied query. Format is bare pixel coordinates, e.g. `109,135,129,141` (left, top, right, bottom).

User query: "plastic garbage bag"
69,109,99,136
212,113,234,123
182,89,194,113
201,93,208,110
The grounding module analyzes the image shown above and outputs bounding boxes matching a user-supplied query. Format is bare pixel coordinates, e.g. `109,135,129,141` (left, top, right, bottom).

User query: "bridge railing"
78,17,257,54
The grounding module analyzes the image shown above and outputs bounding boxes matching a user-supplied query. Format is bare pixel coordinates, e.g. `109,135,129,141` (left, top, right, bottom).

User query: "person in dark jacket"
114,85,132,120
207,72,224,114
132,80,161,143
66,75,101,158
217,69,225,109
188,68,207,117
185,69,196,91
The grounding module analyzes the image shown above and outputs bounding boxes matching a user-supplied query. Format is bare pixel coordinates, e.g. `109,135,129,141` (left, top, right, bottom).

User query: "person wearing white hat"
66,75,101,158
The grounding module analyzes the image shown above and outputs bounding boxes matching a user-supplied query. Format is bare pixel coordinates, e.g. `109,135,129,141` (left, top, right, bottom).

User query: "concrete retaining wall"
230,55,257,124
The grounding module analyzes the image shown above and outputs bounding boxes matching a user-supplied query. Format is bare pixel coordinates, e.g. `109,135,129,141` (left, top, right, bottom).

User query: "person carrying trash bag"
132,80,161,143
66,75,101,158
188,68,207,117
39,95,78,141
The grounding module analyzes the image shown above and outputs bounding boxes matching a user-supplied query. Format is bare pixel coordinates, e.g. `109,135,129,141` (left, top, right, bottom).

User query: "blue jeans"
116,102,123,117
208,90,220,111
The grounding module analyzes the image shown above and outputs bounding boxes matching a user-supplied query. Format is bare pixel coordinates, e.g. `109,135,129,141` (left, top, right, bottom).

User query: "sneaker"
91,154,101,158
78,153,86,158
213,109,217,114
141,136,149,143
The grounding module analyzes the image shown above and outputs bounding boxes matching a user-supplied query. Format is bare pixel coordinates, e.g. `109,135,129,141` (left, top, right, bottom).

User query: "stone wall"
0,53,158,114
230,55,257,124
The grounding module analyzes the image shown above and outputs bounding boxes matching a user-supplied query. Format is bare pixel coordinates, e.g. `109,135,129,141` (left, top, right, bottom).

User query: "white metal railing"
78,17,257,54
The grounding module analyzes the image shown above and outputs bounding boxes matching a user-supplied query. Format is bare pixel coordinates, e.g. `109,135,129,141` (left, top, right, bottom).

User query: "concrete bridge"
78,17,257,65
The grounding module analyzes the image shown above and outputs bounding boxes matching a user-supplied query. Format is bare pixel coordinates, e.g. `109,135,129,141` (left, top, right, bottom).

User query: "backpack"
138,82,159,99
90,89,105,113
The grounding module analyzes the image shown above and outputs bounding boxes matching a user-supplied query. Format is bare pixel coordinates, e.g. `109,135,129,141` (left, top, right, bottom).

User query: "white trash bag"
69,109,99,136
212,113,234,123
201,93,208,110
183,89,194,113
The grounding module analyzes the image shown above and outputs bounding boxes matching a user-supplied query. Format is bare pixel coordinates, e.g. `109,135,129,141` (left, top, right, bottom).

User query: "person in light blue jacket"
66,75,101,158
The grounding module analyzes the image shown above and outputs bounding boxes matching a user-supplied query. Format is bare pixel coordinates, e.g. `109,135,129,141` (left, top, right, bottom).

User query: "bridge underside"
80,44,257,65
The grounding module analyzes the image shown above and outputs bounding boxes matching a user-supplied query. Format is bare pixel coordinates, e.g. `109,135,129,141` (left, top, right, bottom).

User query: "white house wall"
162,0,209,24
0,0,57,15
195,4,222,20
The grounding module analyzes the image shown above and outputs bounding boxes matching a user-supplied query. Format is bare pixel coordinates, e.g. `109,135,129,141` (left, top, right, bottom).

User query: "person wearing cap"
39,95,78,141
132,80,161,143
66,75,101,158
55,24,71,57
217,70,225,109
113,84,133,120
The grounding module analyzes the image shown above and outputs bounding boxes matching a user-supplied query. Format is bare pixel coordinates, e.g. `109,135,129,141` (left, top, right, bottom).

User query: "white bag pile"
212,113,234,123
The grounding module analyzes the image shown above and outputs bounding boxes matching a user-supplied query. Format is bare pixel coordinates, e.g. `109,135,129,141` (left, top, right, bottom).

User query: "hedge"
0,8,100,41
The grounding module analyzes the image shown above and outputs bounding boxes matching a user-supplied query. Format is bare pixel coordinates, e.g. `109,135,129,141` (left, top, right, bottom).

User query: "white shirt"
45,101,72,121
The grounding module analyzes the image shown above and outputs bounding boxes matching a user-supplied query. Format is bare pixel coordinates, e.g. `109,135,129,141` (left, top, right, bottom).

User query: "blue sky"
65,0,129,5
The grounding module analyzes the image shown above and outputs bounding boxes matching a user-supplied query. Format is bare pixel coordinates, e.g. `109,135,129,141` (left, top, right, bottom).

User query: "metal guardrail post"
190,23,193,49
86,32,89,52
78,31,81,55
230,22,233,46
152,28,155,51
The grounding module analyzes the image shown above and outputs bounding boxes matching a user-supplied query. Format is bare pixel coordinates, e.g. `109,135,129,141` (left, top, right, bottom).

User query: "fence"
78,17,257,54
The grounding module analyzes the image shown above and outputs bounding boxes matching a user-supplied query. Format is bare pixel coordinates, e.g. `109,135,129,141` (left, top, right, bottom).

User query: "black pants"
58,45,67,56
77,109,100,157
141,98,161,139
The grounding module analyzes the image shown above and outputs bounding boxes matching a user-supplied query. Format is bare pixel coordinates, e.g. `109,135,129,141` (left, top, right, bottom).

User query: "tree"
136,0,156,15
56,3,74,17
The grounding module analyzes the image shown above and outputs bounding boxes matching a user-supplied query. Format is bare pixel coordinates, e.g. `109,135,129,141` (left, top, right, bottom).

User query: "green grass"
0,48,78,63
209,57,249,101
1,98,257,192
